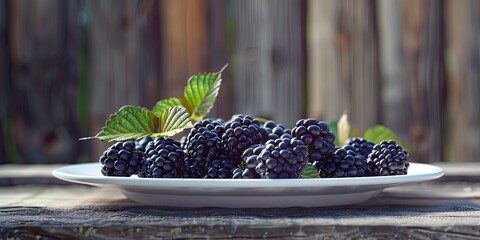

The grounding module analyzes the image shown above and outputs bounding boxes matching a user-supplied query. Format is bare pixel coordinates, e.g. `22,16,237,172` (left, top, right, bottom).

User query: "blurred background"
0,0,479,165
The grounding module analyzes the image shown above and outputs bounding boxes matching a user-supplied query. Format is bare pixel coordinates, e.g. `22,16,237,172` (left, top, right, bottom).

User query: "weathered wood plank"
7,0,81,164
307,0,380,131
0,0,8,164
401,0,446,162
445,0,480,162
89,0,162,156
377,0,410,143
232,0,305,127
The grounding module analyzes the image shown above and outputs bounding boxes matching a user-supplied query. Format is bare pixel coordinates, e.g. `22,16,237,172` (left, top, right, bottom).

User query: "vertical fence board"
8,0,80,163
232,0,305,127
446,0,480,162
159,0,208,99
377,0,409,143
0,0,8,163
308,0,380,132
89,0,161,156
401,0,446,162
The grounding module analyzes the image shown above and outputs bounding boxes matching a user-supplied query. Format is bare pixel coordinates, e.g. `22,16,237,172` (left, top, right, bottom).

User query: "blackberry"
240,138,309,179
99,140,143,177
204,155,237,178
237,144,266,179
313,145,369,178
367,140,409,176
182,119,226,178
135,137,153,153
222,115,269,163
347,137,374,159
292,118,336,164
137,137,184,178
263,120,292,140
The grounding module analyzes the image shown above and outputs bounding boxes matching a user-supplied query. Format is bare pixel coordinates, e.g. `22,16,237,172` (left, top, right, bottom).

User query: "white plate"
52,163,444,208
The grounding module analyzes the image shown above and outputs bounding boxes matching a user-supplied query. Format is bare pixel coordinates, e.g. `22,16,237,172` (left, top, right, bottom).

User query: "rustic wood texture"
6,0,82,164
308,0,380,132
1,181,480,239
1,0,480,165
88,0,163,157
0,0,8,164
445,0,480,162
232,0,305,127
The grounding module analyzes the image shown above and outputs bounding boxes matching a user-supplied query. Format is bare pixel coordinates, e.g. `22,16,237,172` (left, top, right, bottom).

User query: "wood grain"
232,0,305,127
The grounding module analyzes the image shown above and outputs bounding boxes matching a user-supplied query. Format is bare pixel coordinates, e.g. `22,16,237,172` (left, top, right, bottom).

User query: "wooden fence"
0,0,479,164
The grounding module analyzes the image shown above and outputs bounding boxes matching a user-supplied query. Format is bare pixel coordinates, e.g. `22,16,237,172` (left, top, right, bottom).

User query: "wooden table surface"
0,163,479,239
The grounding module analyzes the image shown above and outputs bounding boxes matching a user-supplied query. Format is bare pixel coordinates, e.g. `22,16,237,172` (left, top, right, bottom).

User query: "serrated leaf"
364,125,403,147
94,105,155,142
153,106,193,137
337,112,351,146
301,164,320,178
183,64,227,122
152,97,182,117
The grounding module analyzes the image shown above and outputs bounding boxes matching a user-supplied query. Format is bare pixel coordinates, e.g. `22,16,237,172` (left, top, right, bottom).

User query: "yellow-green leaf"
183,64,227,121
152,97,182,117
364,125,403,147
154,106,193,137
93,105,155,142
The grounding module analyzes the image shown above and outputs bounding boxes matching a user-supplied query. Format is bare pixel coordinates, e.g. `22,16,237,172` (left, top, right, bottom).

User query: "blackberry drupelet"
347,137,374,159
367,140,410,176
222,114,269,163
137,137,184,178
291,118,336,164
263,120,292,140
99,140,143,177
314,145,369,178
182,119,226,178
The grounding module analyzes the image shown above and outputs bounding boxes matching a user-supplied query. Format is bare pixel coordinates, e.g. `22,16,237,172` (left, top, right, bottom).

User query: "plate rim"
52,162,445,189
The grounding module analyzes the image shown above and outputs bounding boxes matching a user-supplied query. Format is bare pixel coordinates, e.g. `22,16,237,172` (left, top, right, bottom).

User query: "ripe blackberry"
137,137,184,178
367,140,409,176
240,138,309,179
313,145,369,178
182,119,226,178
292,119,336,164
347,137,374,159
99,140,143,177
263,120,292,140
135,137,153,153
204,155,237,178
222,115,269,163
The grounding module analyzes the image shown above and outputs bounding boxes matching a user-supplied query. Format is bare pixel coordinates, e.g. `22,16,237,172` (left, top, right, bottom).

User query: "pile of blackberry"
347,137,374,159
99,140,143,177
367,140,410,176
98,114,409,180
314,145,369,178
137,137,184,178
222,115,269,163
292,119,336,166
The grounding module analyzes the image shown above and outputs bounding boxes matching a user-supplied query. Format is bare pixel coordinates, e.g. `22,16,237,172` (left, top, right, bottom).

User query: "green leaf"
337,112,351,147
364,125,403,147
183,64,227,121
152,97,182,117
328,120,340,146
301,164,320,178
153,106,193,137
92,105,155,142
